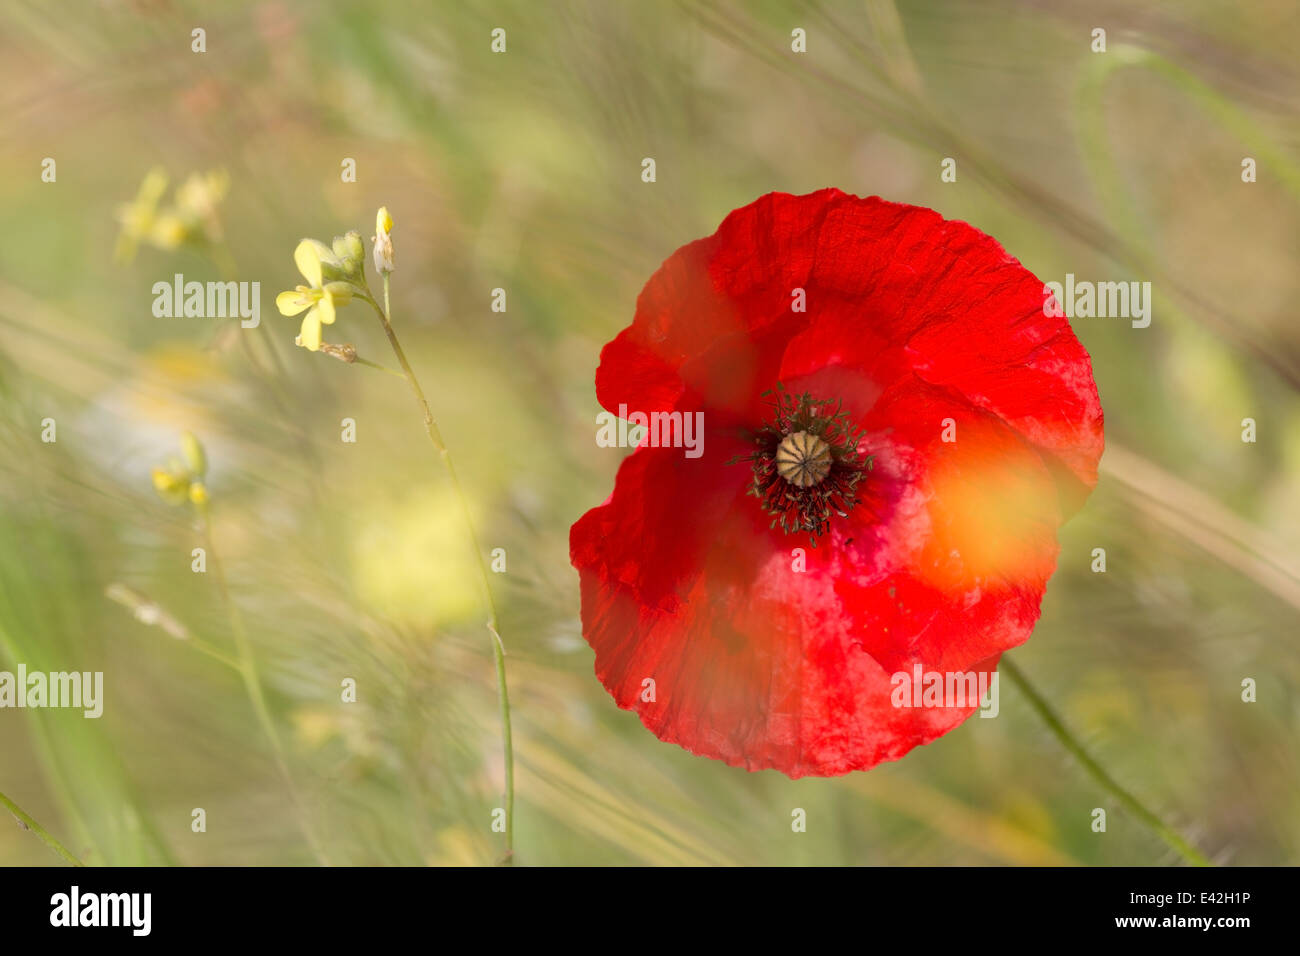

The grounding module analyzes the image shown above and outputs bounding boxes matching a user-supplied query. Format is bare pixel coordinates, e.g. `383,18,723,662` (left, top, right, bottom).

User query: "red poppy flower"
570,189,1103,778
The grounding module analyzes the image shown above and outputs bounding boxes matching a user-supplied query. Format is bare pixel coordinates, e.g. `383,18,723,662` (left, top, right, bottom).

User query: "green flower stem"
364,273,516,863
1001,657,1211,866
195,499,330,865
187,634,243,672
0,626,101,862
0,788,85,866
352,355,406,379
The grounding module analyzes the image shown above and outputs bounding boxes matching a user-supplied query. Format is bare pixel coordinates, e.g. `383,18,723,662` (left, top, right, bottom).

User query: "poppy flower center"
735,385,872,543
776,431,832,487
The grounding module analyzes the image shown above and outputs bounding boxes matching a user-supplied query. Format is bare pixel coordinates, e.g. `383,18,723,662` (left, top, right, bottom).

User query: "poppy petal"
571,439,1006,777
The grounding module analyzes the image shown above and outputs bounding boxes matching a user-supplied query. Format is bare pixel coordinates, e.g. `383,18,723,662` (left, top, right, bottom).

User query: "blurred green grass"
0,0,1297,865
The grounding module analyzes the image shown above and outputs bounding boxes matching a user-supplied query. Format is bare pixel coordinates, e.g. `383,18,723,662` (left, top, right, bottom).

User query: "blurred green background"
1,0,1297,865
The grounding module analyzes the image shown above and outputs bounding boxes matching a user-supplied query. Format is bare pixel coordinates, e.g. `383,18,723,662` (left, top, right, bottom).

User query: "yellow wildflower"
114,167,169,262
174,169,230,240
152,433,210,508
276,239,354,351
115,167,229,260
151,464,191,505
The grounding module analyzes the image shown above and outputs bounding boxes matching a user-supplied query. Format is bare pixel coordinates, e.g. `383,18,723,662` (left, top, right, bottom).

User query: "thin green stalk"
353,355,406,379
0,623,103,863
195,500,330,865
0,788,85,866
1001,657,1211,866
186,634,243,671
365,273,515,863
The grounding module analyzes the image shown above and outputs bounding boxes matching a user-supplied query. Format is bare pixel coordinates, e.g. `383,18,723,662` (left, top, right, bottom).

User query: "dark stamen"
731,384,872,544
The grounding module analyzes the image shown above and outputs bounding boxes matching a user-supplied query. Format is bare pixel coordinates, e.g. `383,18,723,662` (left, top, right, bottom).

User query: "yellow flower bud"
151,467,190,505
373,206,394,274
180,431,207,478
332,231,365,279
323,281,354,306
